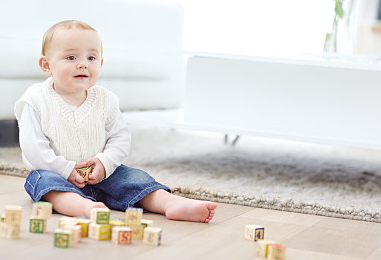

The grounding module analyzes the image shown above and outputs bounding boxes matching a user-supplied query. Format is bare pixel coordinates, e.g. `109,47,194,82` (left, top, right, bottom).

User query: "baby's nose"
77,62,88,69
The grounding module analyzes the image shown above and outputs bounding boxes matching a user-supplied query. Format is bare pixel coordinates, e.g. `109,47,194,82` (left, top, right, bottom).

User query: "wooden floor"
1,174,381,260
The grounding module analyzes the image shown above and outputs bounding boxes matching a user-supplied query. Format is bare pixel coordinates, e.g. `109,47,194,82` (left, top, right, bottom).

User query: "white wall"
178,0,381,59
178,0,335,57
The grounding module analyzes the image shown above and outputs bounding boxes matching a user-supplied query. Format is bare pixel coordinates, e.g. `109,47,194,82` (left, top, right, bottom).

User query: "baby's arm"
19,104,83,182
94,112,131,179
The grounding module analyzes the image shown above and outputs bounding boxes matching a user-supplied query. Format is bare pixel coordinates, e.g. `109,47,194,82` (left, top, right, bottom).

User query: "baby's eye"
66,56,76,60
88,56,96,61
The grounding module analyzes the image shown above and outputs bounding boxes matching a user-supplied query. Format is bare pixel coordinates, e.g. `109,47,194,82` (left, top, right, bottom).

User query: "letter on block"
268,244,286,260
89,223,110,240
112,226,132,244
125,207,143,226
4,205,22,225
76,166,91,181
32,202,52,219
90,208,110,225
54,229,71,248
143,227,162,246
30,218,46,234
77,219,91,237
244,225,264,241
257,240,276,258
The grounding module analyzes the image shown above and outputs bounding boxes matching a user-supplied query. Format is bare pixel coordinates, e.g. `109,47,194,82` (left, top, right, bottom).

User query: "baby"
14,20,217,223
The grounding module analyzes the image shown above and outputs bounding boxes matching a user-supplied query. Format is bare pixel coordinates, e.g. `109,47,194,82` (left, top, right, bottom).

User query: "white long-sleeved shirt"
18,103,131,180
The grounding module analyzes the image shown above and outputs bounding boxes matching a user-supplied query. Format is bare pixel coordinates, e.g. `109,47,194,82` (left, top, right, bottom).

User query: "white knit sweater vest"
14,77,120,162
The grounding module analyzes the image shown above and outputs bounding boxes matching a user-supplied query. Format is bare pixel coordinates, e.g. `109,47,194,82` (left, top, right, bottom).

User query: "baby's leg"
43,191,108,217
138,189,217,223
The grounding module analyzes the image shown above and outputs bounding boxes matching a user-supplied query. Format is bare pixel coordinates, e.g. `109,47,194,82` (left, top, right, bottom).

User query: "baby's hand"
85,157,106,185
68,162,87,188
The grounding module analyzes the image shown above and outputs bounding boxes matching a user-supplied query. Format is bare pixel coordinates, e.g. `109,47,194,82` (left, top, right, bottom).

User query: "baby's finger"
76,175,85,184
86,158,96,167
74,179,85,188
75,162,87,169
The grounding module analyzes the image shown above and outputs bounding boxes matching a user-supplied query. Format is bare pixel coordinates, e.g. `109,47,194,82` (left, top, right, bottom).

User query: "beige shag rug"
2,125,381,223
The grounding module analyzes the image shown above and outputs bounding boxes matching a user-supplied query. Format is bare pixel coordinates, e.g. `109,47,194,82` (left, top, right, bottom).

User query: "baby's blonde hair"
41,20,103,56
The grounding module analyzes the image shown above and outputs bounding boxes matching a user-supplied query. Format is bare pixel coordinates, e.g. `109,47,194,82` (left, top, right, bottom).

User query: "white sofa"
0,0,185,120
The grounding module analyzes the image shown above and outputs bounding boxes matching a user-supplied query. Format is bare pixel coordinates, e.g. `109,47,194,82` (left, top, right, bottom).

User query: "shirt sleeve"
18,104,76,179
95,111,131,179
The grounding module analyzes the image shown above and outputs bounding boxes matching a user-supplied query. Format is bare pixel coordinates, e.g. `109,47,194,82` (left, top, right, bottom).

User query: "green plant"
323,0,345,52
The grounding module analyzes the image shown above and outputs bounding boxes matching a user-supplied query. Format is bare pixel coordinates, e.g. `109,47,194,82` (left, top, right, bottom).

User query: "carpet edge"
171,187,381,223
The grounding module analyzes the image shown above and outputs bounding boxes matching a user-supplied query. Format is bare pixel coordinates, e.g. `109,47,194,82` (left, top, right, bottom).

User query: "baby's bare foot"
165,198,217,223
83,201,108,217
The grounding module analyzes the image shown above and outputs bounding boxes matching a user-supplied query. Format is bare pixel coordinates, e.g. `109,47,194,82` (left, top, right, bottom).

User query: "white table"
124,54,381,150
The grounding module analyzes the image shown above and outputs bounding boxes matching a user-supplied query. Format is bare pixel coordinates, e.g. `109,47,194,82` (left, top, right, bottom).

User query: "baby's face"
44,28,103,95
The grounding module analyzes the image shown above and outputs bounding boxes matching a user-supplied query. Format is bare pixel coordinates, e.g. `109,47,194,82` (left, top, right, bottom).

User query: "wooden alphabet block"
54,229,71,248
109,220,126,230
91,208,110,225
125,207,143,226
30,218,46,234
257,240,276,258
89,223,110,240
244,224,264,241
112,226,132,244
58,216,78,228
141,219,153,228
4,205,22,225
76,166,91,181
77,219,91,237
5,224,20,239
0,222,7,238
64,225,82,243
268,244,286,260
131,224,145,240
143,227,162,246
32,202,52,219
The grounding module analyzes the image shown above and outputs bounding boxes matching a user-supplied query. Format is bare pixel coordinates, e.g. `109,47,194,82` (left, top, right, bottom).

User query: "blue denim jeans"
24,164,170,211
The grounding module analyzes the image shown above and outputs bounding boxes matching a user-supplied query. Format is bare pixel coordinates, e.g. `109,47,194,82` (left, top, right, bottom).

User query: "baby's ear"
39,56,52,76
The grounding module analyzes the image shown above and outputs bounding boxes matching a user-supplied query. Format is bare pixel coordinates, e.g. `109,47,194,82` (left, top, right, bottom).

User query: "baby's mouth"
74,74,89,78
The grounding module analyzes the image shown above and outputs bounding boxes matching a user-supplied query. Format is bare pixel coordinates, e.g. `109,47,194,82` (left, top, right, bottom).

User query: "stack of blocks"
89,208,111,241
125,207,144,240
54,216,90,248
30,202,52,234
2,203,162,248
125,207,161,246
0,203,162,248
0,205,22,239
244,224,286,260
53,207,162,248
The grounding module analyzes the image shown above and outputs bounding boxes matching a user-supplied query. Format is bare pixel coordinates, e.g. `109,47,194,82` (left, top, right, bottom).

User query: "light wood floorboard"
0,174,379,260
